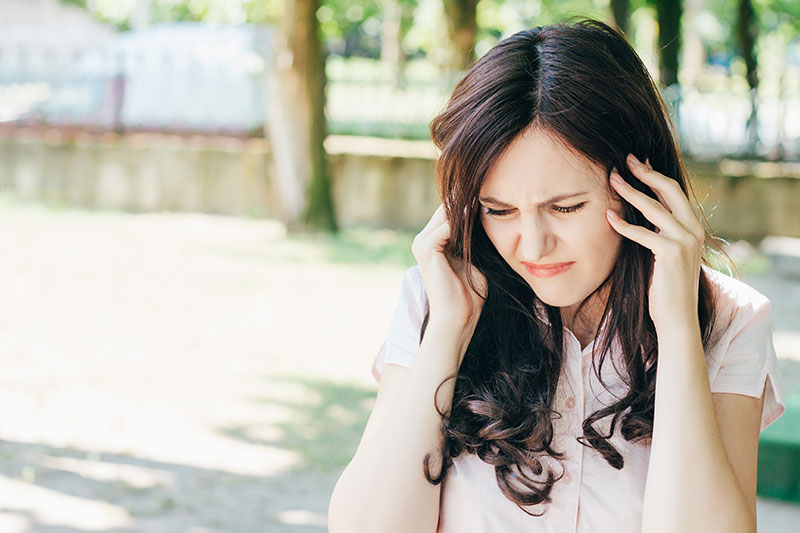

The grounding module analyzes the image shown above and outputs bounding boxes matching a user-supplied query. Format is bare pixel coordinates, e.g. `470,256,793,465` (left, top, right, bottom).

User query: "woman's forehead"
481,128,606,193
481,156,607,201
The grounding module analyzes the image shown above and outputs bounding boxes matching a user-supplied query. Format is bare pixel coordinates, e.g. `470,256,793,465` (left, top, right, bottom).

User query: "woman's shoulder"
700,264,774,362
700,266,786,430
701,263,771,319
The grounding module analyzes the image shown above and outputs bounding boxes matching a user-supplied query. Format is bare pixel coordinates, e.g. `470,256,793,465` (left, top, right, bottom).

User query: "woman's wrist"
653,306,701,339
427,314,479,354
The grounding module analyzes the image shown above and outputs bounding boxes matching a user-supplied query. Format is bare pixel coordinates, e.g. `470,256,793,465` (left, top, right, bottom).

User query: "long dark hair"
419,18,731,516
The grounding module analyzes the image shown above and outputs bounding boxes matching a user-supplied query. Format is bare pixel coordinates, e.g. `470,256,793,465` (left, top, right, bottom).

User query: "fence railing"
1,42,798,161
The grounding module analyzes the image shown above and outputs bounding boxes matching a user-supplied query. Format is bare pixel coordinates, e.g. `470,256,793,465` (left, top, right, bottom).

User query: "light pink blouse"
370,264,786,533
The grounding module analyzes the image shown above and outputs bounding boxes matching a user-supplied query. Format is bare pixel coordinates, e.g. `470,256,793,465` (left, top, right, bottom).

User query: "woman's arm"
606,153,762,533
640,320,760,533
328,318,473,533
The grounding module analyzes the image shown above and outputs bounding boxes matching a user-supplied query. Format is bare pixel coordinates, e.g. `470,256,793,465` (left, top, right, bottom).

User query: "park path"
0,201,797,532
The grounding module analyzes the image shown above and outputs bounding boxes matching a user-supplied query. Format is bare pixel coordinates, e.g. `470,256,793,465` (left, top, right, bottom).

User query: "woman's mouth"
522,261,575,278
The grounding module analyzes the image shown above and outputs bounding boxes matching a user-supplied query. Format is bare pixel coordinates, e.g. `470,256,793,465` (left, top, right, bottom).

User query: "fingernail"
627,153,641,167
610,172,623,185
606,209,620,221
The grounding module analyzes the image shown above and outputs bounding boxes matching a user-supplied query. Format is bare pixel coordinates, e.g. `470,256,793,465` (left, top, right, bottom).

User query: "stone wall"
0,131,798,241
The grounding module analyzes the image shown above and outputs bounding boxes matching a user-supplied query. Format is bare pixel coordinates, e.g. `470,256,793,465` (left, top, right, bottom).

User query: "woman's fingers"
609,169,685,237
605,209,663,252
644,158,671,212
412,204,487,328
607,155,707,255
413,205,448,253
625,154,704,239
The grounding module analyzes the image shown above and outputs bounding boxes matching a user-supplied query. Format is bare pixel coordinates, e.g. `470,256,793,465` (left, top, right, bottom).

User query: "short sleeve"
708,296,786,432
370,265,428,383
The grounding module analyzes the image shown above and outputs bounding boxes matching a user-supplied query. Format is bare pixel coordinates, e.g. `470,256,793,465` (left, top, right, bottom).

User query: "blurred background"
0,0,798,531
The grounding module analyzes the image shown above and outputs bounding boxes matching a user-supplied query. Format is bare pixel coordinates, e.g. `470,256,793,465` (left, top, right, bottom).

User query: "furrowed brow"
478,191,589,208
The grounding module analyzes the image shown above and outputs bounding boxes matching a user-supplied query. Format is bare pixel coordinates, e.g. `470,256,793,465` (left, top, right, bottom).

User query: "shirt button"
565,396,576,409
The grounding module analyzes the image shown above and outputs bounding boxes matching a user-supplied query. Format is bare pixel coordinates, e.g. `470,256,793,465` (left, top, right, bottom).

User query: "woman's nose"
519,217,555,262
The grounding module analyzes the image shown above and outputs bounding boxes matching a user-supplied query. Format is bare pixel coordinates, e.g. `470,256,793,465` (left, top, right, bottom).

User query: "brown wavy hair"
418,18,732,516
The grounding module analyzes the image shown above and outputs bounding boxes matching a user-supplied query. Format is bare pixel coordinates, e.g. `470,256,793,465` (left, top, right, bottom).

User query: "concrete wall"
0,132,798,241
689,160,800,242
0,133,279,217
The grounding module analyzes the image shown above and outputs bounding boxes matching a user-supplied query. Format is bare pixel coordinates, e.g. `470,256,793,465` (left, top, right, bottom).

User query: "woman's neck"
560,285,611,351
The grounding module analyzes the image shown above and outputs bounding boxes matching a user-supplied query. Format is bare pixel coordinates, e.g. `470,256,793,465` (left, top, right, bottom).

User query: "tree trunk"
736,0,759,156
681,0,705,88
610,0,630,36
655,0,682,88
381,0,407,88
442,0,478,74
265,0,337,233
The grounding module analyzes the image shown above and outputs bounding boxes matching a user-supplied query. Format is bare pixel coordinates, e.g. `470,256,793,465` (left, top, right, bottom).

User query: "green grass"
220,374,377,474
284,227,416,266
202,226,417,268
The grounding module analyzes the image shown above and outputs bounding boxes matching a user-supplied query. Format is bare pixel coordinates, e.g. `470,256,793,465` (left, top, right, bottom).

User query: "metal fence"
1,31,799,161
0,24,272,135
670,85,800,160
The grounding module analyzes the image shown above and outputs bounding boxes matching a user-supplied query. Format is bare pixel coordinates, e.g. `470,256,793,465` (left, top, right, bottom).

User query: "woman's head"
422,18,724,516
478,125,623,311
430,18,702,317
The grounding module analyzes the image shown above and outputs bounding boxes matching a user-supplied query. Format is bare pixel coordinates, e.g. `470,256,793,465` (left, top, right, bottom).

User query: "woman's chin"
528,286,582,309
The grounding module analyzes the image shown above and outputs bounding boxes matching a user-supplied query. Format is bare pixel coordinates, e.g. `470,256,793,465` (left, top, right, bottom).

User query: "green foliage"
59,0,798,67
696,0,798,57
317,0,382,41
59,0,87,8
759,0,800,31
58,0,283,27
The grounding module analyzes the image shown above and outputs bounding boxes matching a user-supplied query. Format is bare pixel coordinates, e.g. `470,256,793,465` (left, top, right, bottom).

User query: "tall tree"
736,0,759,155
610,0,630,36
380,0,416,88
655,0,682,87
266,0,337,233
442,0,479,74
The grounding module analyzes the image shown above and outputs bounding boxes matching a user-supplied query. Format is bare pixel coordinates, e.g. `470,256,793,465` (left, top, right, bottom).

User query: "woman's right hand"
411,204,488,332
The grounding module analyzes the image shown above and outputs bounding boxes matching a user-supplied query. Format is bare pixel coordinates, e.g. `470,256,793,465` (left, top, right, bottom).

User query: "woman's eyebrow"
478,191,589,208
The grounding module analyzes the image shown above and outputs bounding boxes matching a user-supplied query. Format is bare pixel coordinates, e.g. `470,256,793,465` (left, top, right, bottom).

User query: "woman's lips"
522,261,575,278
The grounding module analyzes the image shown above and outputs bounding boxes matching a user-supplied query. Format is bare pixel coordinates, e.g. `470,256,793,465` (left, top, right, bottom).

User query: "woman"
328,18,786,533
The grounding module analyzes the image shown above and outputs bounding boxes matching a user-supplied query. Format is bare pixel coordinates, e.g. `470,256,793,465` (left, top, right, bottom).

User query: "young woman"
328,18,786,533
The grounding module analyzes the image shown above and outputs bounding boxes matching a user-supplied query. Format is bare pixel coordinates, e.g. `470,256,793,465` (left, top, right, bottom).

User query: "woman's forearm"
641,318,756,533
329,319,473,533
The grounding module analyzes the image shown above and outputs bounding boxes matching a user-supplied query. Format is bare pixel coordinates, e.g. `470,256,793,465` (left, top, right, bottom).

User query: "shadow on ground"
219,374,376,473
0,416,358,532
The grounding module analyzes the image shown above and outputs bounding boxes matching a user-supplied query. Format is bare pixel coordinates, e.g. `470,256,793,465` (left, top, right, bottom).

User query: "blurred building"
0,0,275,135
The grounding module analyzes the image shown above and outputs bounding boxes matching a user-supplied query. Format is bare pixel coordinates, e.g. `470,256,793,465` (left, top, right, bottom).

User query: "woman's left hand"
605,153,705,330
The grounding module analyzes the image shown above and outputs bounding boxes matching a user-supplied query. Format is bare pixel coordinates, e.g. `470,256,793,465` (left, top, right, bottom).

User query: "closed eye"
482,202,587,217
483,207,513,217
553,202,586,214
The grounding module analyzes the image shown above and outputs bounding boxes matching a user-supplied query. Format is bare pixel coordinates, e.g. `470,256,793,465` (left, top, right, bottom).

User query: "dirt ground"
0,200,798,532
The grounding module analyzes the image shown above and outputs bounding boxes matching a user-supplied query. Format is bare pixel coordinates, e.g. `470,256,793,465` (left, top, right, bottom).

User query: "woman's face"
478,127,624,311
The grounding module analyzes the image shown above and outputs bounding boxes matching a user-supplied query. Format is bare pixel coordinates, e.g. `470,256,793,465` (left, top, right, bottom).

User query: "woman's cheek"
581,209,621,254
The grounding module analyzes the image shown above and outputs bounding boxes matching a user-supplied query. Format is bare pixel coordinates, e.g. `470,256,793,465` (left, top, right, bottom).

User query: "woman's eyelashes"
552,202,586,214
482,202,587,217
483,207,512,217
